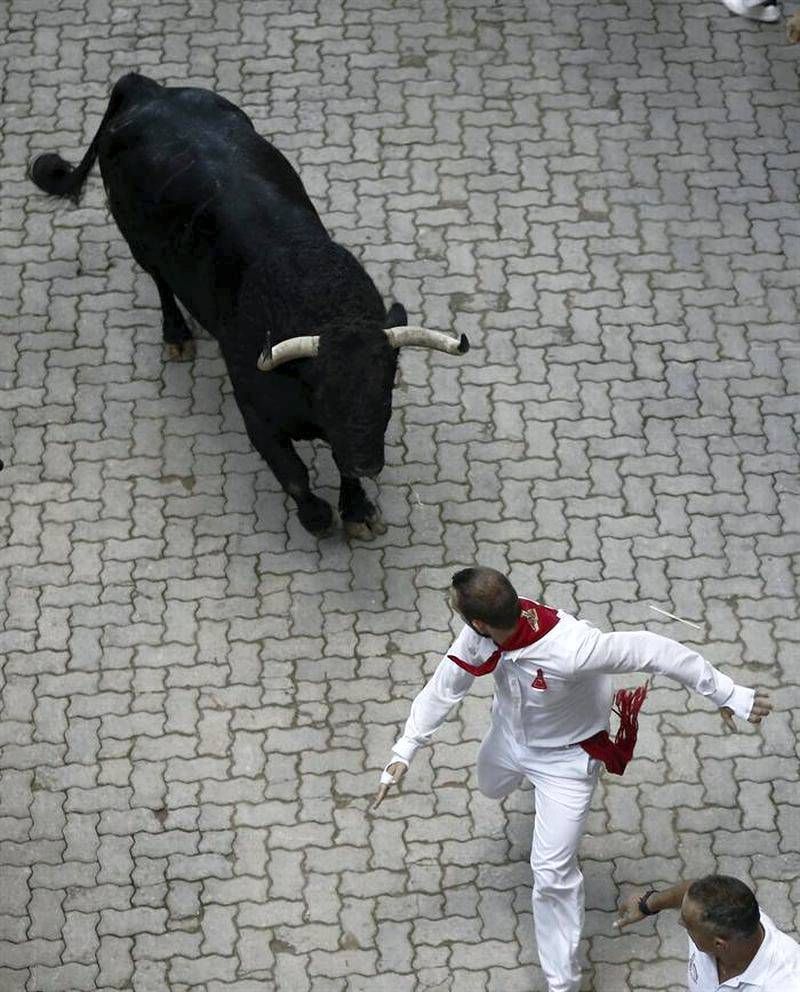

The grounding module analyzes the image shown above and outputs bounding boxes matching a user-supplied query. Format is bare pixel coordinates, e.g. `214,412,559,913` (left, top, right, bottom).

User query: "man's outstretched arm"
615,880,692,929
371,654,475,811
573,626,772,728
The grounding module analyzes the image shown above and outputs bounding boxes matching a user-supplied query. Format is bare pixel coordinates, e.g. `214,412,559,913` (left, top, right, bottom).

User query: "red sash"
579,682,650,775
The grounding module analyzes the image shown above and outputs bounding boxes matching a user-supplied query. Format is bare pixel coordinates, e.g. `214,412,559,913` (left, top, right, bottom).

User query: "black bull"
30,73,468,538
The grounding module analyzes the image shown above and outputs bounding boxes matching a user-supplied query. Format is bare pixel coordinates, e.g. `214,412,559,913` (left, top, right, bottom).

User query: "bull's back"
97,75,325,332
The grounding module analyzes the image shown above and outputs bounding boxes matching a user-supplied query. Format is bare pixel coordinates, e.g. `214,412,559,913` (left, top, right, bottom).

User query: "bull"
30,73,469,538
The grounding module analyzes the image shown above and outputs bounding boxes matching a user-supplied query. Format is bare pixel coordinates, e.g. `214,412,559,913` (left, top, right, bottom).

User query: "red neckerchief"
447,598,649,776
447,598,559,676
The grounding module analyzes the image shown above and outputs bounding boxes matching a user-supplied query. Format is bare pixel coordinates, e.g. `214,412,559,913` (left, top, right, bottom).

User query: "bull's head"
257,324,469,480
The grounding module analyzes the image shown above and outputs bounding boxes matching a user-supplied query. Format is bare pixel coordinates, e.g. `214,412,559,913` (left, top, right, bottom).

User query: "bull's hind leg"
152,273,194,361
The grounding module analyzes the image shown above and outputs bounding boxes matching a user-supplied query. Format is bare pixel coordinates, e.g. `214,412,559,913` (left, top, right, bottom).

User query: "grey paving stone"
1,2,798,991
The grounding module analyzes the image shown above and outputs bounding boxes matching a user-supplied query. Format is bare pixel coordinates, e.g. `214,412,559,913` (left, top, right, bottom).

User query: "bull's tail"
29,148,96,202
28,73,157,204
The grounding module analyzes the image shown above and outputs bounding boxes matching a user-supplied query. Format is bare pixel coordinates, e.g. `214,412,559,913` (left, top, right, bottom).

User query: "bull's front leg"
336,299,405,540
229,374,334,533
270,436,334,534
241,412,334,534
338,476,387,540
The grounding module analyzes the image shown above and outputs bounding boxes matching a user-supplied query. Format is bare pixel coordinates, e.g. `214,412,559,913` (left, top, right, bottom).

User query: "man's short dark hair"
451,567,520,629
687,876,760,939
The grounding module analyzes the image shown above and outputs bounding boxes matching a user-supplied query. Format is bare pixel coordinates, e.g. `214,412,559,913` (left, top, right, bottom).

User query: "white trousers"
476,721,600,992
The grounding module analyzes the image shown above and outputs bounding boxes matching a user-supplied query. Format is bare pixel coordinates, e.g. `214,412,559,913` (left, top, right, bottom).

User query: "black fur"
29,153,82,199
29,73,414,536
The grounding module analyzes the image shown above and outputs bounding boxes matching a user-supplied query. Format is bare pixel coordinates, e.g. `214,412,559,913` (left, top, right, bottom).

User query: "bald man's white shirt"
687,913,800,991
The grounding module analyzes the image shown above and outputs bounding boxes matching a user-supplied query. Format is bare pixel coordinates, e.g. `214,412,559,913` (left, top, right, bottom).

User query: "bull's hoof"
788,11,800,42
298,497,334,536
344,513,387,540
166,340,195,362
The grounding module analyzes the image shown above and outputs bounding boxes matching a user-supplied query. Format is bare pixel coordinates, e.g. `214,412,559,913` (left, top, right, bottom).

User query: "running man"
372,567,772,992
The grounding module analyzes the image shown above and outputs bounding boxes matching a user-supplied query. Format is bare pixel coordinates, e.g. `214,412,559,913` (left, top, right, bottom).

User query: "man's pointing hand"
370,761,408,812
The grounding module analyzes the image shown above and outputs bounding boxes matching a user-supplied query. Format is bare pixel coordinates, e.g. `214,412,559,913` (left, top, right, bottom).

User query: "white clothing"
477,723,599,992
387,602,756,992
688,912,800,991
391,607,754,766
719,0,781,22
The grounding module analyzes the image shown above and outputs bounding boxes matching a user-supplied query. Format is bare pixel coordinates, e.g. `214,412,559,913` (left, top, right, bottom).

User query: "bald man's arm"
615,881,693,929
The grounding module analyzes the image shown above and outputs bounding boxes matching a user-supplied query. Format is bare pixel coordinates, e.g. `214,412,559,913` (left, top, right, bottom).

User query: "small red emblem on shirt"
531,668,548,691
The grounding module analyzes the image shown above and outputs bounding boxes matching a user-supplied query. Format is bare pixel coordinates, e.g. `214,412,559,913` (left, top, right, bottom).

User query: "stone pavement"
1,0,799,989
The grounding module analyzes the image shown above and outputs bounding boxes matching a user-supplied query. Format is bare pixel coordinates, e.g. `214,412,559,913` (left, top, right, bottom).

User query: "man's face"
445,588,461,617
446,587,488,636
679,896,724,955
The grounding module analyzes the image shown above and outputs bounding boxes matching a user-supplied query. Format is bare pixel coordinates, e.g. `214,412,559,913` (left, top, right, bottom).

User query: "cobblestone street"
1,1,799,990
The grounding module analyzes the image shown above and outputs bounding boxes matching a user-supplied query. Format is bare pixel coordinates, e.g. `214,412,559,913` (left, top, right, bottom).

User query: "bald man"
616,875,800,990
372,567,772,992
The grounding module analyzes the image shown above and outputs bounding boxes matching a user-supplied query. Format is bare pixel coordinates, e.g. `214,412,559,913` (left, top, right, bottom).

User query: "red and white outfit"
687,912,800,991
388,599,755,992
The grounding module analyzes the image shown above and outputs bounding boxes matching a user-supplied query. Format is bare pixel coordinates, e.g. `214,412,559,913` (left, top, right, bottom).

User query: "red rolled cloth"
579,682,650,775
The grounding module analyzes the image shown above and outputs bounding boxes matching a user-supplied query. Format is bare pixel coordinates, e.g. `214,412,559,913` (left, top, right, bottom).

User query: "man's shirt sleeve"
391,629,477,765
570,625,754,719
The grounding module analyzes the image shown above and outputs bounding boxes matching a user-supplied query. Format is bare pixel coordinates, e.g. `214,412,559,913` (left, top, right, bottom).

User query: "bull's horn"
384,326,469,355
257,336,320,372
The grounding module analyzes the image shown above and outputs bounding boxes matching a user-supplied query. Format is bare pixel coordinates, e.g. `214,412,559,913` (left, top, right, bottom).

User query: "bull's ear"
257,336,273,370
384,301,408,329
237,263,276,370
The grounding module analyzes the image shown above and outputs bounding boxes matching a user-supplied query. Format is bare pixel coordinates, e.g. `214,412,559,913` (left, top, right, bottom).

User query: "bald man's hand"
614,891,649,930
787,11,800,43
370,761,408,812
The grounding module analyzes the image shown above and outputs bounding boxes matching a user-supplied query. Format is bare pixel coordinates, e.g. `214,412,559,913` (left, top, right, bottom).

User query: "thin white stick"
648,603,703,630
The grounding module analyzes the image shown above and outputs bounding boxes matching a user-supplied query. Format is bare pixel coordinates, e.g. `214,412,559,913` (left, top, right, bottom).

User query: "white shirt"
391,602,755,765
687,912,800,991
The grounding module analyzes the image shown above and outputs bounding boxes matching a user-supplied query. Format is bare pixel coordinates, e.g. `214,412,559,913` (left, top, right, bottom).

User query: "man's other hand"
721,690,772,732
370,761,408,812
